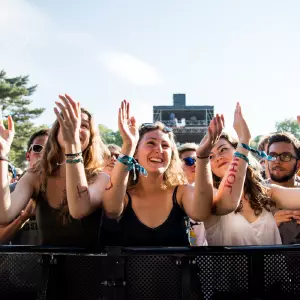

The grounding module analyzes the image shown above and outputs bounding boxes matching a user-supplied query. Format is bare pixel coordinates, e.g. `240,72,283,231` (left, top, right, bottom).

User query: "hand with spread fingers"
54,94,81,145
196,114,224,157
0,115,15,157
233,102,251,145
118,100,139,148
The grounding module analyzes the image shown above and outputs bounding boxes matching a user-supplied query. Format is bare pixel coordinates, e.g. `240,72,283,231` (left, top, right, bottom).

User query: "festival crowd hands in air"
0,94,300,247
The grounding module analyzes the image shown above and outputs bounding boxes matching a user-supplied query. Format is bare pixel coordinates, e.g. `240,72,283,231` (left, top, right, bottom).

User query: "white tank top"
205,208,282,246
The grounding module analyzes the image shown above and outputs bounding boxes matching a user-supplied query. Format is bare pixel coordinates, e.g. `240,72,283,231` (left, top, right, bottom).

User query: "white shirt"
205,208,282,246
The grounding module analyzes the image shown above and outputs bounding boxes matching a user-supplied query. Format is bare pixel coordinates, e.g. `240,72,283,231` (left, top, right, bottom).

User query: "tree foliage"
98,124,122,146
275,118,300,140
0,70,46,168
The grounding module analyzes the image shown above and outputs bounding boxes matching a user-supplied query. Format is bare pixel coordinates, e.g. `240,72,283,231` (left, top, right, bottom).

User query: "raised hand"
196,114,224,157
118,100,139,147
54,94,81,145
0,114,14,157
233,102,251,144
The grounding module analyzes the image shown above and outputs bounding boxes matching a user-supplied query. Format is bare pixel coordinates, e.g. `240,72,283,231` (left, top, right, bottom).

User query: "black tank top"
35,191,102,248
118,186,190,246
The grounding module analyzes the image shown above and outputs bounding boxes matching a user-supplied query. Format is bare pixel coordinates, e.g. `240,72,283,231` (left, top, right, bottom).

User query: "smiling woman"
97,100,224,246
0,94,111,248
203,104,300,246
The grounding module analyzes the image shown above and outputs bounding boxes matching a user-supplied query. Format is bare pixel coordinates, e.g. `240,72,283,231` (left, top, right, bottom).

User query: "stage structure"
153,94,214,144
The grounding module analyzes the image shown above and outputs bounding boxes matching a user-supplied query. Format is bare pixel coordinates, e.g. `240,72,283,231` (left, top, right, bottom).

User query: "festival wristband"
117,154,148,180
234,151,249,164
238,143,276,161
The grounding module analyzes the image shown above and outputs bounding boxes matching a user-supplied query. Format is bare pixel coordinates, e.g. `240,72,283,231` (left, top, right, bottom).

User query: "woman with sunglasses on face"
96,100,225,247
0,94,110,248
204,103,300,246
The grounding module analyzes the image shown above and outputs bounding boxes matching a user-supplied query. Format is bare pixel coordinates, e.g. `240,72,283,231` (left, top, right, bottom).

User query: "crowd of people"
0,94,300,248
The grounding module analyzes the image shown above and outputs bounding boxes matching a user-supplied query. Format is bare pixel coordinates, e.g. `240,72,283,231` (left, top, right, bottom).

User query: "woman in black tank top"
99,100,225,246
0,95,110,248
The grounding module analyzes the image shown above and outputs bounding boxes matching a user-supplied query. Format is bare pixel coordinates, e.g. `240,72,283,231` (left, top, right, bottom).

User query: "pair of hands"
196,103,251,157
274,210,300,227
0,94,82,156
118,100,252,156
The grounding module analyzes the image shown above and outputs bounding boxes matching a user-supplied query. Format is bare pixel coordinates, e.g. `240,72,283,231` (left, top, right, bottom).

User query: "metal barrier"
1,245,300,300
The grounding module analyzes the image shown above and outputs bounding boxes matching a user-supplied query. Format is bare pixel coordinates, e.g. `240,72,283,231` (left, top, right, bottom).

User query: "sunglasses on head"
269,152,298,162
139,123,172,135
183,157,196,166
29,144,44,153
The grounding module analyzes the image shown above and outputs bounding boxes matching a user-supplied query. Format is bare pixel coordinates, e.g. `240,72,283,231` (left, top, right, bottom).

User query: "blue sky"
0,0,299,138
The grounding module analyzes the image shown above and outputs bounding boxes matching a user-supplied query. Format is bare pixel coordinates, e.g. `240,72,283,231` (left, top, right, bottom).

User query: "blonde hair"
177,142,198,158
127,122,187,189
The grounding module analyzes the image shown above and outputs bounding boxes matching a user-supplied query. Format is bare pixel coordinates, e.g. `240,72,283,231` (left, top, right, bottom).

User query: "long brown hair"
212,133,272,215
32,108,105,193
127,122,187,190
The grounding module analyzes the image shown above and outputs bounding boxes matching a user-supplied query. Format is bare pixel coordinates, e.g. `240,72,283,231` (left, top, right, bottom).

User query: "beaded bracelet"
65,151,82,158
66,157,83,164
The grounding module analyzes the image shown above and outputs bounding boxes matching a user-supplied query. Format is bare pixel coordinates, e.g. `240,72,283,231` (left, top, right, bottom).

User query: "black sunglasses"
110,153,120,159
29,144,44,153
183,157,196,166
139,123,172,135
269,152,298,162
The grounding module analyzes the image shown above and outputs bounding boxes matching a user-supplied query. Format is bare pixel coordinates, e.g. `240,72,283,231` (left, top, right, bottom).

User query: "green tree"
250,135,262,149
98,124,122,146
275,118,300,140
0,70,45,168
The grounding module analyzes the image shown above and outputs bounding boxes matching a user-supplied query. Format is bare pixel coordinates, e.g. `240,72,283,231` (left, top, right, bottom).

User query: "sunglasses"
28,144,44,153
268,152,298,162
110,153,120,159
139,123,172,135
183,157,196,166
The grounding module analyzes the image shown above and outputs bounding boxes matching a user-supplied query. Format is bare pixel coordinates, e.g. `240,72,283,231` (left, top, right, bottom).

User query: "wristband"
117,154,148,180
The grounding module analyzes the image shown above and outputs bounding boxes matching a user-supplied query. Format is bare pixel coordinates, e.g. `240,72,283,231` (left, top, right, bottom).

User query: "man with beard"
267,132,300,244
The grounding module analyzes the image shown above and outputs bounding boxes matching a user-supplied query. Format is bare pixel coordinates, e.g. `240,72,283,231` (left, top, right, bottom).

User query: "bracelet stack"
65,151,83,164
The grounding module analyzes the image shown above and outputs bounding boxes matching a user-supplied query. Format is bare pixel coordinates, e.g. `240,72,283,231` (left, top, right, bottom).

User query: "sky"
0,0,300,138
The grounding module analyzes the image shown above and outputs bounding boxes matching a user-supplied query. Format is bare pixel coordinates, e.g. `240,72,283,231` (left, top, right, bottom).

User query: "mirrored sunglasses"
183,157,196,166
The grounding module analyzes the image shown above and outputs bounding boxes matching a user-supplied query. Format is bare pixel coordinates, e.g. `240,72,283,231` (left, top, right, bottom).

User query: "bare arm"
268,184,300,210
180,158,214,222
213,102,251,215
102,100,139,218
0,170,36,224
213,148,248,215
180,114,223,221
0,199,35,243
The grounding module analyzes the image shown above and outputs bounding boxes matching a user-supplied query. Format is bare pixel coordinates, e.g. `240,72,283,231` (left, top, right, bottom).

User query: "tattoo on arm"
224,157,240,194
76,185,89,198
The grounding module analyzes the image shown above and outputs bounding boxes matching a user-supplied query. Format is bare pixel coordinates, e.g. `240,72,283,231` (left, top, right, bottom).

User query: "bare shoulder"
177,184,194,205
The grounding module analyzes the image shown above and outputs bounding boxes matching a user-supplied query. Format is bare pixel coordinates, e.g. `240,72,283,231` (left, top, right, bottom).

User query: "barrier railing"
1,245,300,300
